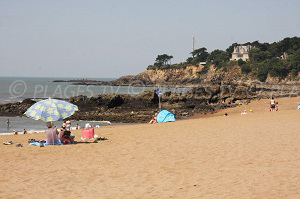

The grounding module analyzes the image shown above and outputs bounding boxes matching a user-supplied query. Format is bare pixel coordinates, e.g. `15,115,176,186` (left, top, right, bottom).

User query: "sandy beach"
1,98,300,198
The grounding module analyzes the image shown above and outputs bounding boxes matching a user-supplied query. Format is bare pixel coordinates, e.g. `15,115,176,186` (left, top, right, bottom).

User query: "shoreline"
0,96,293,135
0,120,141,136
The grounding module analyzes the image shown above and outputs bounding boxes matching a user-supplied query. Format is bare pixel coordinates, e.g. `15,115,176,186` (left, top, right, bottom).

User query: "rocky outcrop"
0,88,233,123
0,99,36,117
107,65,254,86
2,82,300,123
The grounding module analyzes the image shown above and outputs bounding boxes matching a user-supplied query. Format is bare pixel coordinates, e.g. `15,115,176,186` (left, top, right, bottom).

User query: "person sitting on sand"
13,130,18,135
241,110,247,115
148,113,157,124
45,122,60,145
23,129,27,134
60,121,66,132
59,121,74,144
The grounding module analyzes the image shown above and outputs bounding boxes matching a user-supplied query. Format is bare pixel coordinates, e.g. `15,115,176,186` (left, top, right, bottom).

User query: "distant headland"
54,37,300,86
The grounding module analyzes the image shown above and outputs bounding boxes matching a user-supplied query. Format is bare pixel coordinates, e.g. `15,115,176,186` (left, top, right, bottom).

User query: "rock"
107,95,124,108
225,98,234,104
22,98,35,104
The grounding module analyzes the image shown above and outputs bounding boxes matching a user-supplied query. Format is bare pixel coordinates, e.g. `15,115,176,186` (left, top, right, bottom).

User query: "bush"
147,65,156,70
238,59,246,66
290,69,298,80
241,64,251,74
227,60,238,66
257,67,268,82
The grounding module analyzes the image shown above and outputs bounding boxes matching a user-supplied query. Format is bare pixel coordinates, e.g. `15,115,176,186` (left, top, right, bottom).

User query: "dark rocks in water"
107,95,124,108
22,98,35,105
0,101,32,117
3,81,287,123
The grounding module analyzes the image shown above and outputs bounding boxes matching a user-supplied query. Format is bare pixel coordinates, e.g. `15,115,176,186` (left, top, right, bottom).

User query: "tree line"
147,37,300,82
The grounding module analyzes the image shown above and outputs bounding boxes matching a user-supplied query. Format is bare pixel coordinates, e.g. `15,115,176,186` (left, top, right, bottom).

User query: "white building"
230,45,252,61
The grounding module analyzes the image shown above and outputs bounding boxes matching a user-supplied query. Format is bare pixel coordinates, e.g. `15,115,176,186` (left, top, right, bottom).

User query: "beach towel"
29,141,62,146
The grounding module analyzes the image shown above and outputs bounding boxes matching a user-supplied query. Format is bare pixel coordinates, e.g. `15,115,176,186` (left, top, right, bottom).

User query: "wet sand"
1,98,300,198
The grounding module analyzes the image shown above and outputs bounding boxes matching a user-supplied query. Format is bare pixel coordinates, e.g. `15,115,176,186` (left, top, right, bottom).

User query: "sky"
0,0,300,78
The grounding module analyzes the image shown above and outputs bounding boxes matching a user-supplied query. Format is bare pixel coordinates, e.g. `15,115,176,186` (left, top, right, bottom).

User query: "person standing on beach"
270,97,275,112
275,102,279,111
6,119,11,130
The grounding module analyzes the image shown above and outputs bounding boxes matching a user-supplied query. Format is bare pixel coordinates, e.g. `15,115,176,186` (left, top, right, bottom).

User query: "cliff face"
112,65,250,86
113,64,300,86
143,65,200,83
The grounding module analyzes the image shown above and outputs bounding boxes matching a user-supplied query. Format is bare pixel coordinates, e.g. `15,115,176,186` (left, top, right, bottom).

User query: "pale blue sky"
0,0,299,78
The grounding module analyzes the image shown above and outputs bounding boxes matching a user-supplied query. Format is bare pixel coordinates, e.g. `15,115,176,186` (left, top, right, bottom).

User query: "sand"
1,98,300,198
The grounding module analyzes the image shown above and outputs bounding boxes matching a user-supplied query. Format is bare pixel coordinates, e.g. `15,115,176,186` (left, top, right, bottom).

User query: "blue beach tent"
156,110,176,123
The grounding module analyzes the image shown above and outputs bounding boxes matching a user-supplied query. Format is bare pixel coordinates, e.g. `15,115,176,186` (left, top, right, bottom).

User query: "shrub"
241,64,251,74
257,67,268,82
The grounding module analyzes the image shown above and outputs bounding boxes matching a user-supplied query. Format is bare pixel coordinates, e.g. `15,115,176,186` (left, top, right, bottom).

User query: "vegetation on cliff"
147,37,300,82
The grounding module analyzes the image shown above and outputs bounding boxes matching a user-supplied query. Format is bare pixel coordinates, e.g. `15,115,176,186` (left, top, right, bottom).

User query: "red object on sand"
64,140,70,144
82,128,95,139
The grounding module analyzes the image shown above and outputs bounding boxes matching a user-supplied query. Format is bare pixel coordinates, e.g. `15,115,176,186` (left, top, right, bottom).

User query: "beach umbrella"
24,98,78,122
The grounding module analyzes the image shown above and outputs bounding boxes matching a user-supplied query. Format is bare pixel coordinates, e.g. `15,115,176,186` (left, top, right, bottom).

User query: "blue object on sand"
298,105,300,110
156,110,176,123
29,141,62,146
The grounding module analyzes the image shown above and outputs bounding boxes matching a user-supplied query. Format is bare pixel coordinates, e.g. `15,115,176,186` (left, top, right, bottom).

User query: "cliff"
112,64,300,86
112,65,254,86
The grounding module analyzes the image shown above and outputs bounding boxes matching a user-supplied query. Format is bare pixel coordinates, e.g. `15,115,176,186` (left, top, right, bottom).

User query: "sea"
0,77,189,134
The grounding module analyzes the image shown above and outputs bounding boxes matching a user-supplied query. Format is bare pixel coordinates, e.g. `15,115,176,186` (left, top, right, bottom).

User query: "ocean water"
0,76,189,134
0,76,153,104
0,116,130,135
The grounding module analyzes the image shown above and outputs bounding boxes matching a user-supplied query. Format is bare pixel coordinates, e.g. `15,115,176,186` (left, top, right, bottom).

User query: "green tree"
226,43,238,56
257,65,268,82
241,64,251,74
268,58,289,78
237,59,246,66
191,47,209,62
154,54,173,68
186,47,209,65
249,48,271,62
288,49,300,71
207,50,229,69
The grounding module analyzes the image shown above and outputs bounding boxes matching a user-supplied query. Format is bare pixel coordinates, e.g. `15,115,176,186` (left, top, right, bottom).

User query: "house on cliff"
230,45,252,61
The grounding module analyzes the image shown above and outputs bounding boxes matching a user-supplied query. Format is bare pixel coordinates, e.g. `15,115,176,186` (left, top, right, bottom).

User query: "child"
6,119,11,130
275,102,279,111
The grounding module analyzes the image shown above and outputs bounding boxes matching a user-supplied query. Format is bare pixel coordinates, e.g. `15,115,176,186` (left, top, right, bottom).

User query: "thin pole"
158,95,161,110
192,36,195,52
